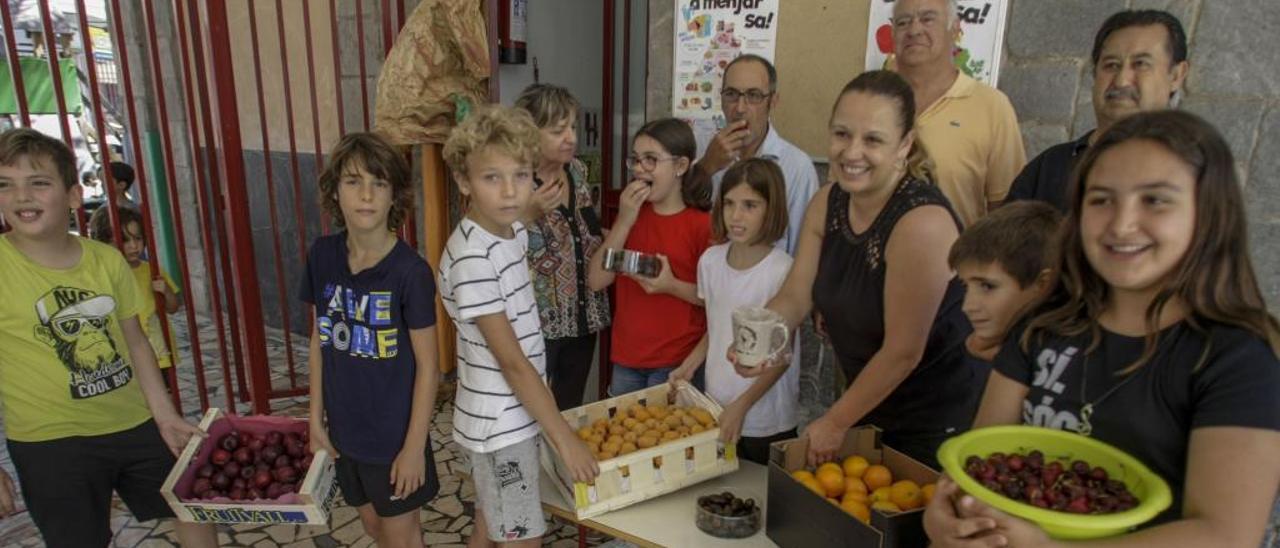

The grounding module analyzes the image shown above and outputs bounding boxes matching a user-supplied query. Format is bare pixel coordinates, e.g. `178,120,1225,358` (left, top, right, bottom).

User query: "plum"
191,477,212,497
273,465,298,483
219,432,239,451
254,469,273,489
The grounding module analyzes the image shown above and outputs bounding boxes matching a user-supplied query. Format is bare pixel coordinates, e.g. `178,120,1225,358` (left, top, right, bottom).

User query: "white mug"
731,306,789,367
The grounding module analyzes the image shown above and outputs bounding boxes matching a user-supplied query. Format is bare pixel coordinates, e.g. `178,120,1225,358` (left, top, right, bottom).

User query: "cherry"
210,449,231,466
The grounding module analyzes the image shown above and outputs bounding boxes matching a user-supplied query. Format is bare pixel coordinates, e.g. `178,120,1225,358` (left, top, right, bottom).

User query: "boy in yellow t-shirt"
89,206,182,381
0,129,215,547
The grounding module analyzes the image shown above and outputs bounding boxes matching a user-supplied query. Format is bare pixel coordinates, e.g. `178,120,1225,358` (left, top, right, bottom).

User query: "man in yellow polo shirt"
892,0,1025,227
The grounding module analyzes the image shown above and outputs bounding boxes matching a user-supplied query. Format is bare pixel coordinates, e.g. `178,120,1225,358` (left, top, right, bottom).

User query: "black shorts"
7,419,177,548
335,441,439,518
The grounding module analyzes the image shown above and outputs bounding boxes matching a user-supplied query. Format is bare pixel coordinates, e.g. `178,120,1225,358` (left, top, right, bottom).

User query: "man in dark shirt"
1007,10,1189,211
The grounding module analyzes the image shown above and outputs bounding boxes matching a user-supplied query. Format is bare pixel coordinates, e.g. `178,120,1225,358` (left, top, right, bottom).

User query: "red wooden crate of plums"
161,408,337,525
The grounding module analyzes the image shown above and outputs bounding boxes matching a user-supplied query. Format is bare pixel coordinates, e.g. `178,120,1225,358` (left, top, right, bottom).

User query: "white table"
540,460,780,548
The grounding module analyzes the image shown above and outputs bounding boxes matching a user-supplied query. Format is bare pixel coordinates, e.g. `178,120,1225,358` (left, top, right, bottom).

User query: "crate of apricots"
539,380,739,520
765,426,939,548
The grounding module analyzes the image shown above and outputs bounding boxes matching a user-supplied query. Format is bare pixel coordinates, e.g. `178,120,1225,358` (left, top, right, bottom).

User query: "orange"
863,464,893,491
841,498,871,524
842,455,870,479
816,467,846,498
842,489,868,505
871,500,901,514
817,462,844,478
871,486,892,504
921,483,937,505
844,476,868,497
799,476,825,497
889,480,923,510
791,469,816,482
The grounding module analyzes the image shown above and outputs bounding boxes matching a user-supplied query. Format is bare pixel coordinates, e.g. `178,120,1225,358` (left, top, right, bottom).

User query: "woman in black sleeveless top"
741,71,981,469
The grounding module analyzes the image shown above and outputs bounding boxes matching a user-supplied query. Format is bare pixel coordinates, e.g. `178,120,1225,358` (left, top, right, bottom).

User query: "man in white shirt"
690,54,819,256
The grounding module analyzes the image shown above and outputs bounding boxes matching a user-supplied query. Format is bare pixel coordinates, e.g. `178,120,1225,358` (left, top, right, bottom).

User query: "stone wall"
999,0,1280,308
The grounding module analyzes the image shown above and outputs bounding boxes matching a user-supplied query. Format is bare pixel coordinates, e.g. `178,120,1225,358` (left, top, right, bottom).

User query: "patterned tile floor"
0,315,605,547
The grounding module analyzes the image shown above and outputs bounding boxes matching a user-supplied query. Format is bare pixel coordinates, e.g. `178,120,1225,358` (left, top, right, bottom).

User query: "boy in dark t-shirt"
301,133,440,546
947,201,1061,364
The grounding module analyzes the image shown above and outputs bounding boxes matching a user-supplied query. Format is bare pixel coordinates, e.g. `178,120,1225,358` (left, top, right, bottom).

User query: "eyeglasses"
625,154,678,171
720,88,773,105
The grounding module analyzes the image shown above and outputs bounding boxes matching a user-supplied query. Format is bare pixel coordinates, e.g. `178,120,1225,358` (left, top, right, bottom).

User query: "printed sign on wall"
671,0,780,143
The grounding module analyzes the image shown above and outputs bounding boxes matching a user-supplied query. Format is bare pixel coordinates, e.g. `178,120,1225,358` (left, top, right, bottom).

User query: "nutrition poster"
864,0,1010,85
671,0,780,142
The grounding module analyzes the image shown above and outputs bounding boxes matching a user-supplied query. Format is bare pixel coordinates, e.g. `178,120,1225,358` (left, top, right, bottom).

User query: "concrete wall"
497,0,604,114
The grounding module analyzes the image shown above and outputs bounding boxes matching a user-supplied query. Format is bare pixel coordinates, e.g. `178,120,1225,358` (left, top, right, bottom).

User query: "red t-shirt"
611,203,711,368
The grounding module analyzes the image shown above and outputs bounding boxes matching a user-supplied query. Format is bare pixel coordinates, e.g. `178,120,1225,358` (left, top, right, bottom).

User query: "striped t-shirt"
438,218,547,453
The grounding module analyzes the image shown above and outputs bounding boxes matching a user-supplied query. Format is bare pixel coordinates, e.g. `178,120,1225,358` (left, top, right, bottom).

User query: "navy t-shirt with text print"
300,233,436,464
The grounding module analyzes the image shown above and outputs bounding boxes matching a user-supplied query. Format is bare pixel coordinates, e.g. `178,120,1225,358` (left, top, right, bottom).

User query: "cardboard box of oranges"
766,426,939,548
539,380,739,520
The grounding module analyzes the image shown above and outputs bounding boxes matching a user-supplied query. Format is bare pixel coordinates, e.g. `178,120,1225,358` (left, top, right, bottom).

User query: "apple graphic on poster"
876,24,894,54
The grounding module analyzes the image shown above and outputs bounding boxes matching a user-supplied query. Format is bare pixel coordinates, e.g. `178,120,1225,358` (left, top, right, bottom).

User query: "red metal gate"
1,0,413,415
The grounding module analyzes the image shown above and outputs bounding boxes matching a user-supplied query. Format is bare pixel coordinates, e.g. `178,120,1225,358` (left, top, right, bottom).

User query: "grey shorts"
461,435,547,542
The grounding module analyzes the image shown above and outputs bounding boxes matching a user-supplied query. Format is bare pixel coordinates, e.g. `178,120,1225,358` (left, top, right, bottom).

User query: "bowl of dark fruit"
695,490,761,539
937,426,1171,540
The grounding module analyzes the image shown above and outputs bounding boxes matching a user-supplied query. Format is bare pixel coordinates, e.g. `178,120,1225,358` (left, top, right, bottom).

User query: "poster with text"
672,0,779,147
864,0,1009,85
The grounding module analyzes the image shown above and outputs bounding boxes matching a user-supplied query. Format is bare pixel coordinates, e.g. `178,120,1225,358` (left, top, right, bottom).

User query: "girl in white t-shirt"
670,158,800,464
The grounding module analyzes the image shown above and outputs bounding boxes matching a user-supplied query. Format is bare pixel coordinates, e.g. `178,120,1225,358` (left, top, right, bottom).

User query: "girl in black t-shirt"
925,111,1280,547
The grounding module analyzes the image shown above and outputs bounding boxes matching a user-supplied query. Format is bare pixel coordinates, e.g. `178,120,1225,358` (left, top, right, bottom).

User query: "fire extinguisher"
498,0,527,64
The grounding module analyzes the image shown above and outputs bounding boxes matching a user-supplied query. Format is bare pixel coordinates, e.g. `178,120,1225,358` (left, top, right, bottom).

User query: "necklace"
1075,327,1176,436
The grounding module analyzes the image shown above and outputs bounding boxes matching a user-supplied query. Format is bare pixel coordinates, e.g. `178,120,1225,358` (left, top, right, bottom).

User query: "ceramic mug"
731,306,789,367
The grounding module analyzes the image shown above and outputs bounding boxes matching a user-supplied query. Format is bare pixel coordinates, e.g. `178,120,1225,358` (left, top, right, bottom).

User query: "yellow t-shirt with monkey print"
0,235,153,442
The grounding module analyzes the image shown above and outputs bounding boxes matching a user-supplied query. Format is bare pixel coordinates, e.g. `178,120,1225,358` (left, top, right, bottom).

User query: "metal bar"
245,0,299,393
171,0,234,412
381,0,393,56
186,0,250,404
599,0,615,400
140,0,217,409
300,0,328,234
87,0,191,413
35,0,72,145
273,0,307,389
622,0,630,184
354,0,369,130
0,2,31,127
328,0,346,136
206,0,274,415
34,0,87,235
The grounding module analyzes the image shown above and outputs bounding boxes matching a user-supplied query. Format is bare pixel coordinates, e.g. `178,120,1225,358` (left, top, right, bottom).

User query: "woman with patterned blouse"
514,84,611,409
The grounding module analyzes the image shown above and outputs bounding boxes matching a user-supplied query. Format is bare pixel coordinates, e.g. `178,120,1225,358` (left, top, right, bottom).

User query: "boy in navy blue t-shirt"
947,201,1062,365
301,133,440,546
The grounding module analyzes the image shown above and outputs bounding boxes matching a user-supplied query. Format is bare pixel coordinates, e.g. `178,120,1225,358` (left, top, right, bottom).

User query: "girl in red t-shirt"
588,118,711,395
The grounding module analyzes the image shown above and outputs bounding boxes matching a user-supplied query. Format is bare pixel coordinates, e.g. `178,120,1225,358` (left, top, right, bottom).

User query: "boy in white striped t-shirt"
438,107,599,546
